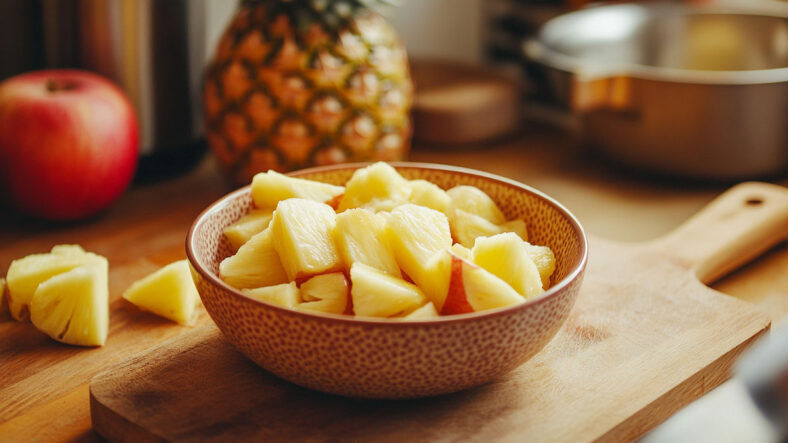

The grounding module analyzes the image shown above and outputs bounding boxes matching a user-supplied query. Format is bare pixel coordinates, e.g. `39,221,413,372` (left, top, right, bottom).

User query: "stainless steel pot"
524,3,788,180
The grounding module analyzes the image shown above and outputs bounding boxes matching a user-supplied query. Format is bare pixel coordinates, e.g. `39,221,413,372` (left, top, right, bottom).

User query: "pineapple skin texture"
204,3,414,185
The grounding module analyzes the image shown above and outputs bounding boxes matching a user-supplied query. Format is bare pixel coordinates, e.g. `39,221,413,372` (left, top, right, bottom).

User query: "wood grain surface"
1,127,786,442
88,183,787,442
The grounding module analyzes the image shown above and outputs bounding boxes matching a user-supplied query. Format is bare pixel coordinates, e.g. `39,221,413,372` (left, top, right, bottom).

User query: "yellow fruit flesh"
403,302,439,319
29,260,109,346
450,209,503,248
350,263,426,317
525,244,557,289
333,208,401,277
500,219,529,242
461,260,525,312
242,282,300,309
386,204,452,307
251,170,344,210
220,227,289,289
296,273,348,315
447,185,506,224
337,162,412,212
223,209,273,250
6,246,105,321
408,179,451,214
472,233,543,299
271,198,342,280
450,244,472,261
122,260,201,325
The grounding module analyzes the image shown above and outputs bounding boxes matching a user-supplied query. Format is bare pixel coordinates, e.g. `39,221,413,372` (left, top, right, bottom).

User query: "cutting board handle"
656,182,788,284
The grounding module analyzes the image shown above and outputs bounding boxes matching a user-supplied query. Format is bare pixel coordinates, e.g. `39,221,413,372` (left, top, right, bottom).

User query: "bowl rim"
186,161,588,326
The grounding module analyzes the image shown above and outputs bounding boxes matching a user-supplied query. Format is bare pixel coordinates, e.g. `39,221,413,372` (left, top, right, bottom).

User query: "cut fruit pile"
4,245,109,346
221,162,557,318
3,245,202,347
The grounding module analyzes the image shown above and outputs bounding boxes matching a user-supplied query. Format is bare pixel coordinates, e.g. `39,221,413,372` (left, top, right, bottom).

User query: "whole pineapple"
204,0,413,185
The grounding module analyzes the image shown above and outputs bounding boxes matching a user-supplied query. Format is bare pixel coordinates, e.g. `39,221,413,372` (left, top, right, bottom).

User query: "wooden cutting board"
89,182,788,442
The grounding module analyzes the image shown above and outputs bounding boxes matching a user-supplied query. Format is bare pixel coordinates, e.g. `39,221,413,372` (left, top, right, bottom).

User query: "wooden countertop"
1,125,786,441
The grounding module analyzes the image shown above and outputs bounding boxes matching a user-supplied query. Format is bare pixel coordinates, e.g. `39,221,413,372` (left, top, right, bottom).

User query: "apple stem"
46,79,77,93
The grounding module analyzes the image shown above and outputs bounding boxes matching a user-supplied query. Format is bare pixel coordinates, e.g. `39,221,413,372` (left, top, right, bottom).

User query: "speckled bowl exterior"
187,162,587,399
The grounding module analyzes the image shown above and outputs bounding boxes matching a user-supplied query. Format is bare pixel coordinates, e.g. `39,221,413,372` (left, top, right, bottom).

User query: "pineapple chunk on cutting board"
122,260,201,326
29,259,109,347
6,245,105,321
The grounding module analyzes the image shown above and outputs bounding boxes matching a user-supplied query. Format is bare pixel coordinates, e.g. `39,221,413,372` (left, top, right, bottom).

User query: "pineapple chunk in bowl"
186,162,587,399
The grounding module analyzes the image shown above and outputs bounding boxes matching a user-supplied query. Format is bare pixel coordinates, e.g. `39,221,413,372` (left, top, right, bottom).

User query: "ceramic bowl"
186,162,587,399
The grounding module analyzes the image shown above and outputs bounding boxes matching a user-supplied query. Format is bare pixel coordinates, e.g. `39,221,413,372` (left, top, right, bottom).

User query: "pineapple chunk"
450,209,502,248
386,204,452,307
122,260,202,325
338,162,412,212
242,282,300,309
224,209,274,250
29,259,109,346
500,219,528,242
472,233,543,300
220,227,289,289
251,170,344,210
403,302,439,319
408,179,451,214
6,245,105,321
271,198,342,280
350,263,427,317
333,208,401,277
525,243,557,289
296,273,349,315
447,185,506,224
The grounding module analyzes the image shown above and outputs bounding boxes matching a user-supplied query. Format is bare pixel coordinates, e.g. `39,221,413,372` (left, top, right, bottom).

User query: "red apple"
0,70,139,221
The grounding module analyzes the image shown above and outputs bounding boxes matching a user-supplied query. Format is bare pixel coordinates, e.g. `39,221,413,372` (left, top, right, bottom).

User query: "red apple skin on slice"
441,254,475,315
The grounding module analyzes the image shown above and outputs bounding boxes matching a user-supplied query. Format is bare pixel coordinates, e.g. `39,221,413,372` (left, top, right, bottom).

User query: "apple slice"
296,273,349,315
450,209,502,248
386,204,452,307
525,243,557,289
338,162,412,212
442,252,525,315
251,170,344,210
472,233,543,299
29,259,109,346
220,226,289,289
402,302,439,319
223,209,274,250
6,245,105,321
122,260,202,325
334,208,401,277
350,263,427,317
408,179,451,214
242,282,300,309
271,198,342,280
447,185,506,224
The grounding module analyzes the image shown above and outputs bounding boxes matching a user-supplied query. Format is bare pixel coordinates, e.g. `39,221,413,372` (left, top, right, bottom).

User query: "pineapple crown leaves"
242,0,398,31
